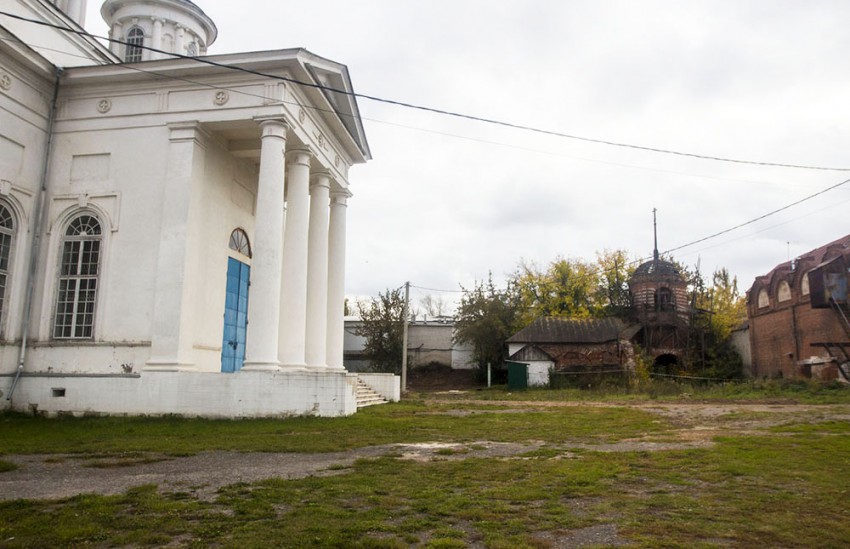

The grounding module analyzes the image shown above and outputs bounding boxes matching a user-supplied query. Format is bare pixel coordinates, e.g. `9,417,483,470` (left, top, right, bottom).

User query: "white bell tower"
100,0,218,62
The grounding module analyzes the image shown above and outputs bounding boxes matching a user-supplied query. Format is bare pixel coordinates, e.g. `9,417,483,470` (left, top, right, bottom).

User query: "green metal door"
507,361,529,390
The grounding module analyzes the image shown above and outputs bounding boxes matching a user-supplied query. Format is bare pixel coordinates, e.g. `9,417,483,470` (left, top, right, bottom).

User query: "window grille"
0,204,14,332
53,215,102,339
125,27,144,62
228,228,252,258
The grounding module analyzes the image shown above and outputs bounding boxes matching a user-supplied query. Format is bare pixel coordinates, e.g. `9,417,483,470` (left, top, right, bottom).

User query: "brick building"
746,234,850,380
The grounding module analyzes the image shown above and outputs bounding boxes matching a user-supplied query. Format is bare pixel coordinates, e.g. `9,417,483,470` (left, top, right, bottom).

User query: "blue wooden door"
221,257,250,372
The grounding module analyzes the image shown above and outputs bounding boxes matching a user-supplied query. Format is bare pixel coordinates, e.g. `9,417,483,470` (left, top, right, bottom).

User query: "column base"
278,362,309,372
241,361,282,372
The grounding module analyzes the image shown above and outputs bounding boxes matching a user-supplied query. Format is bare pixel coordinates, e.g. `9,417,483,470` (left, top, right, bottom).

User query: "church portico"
0,0,395,418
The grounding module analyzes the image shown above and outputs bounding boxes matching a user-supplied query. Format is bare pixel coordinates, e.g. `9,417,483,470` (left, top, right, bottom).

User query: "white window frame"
0,202,15,339
52,215,102,340
125,26,145,63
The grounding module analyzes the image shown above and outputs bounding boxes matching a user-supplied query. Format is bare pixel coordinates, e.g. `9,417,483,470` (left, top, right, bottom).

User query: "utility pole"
401,281,410,392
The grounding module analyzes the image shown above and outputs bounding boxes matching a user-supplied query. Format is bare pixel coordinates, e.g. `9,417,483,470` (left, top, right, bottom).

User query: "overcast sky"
85,1,850,310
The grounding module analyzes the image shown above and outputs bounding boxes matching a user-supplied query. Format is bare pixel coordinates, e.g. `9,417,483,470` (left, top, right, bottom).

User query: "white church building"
0,0,399,417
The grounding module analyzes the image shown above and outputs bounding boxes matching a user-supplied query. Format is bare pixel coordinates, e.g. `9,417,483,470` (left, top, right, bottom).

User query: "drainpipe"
7,67,63,402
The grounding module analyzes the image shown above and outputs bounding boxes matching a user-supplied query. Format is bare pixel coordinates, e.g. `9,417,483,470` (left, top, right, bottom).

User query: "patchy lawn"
2,388,850,548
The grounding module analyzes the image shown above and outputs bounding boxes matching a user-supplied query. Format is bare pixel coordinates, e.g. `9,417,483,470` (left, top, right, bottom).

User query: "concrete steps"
355,377,388,408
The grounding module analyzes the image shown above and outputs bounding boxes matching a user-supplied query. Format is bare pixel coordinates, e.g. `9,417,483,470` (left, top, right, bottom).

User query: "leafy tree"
353,288,406,373
512,257,599,324
454,274,522,369
594,249,635,317
688,266,747,378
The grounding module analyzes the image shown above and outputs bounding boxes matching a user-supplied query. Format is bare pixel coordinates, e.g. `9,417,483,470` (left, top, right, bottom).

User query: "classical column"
175,25,185,55
151,18,163,59
146,122,207,370
304,173,331,368
278,149,312,368
242,118,288,371
110,23,123,56
326,190,350,370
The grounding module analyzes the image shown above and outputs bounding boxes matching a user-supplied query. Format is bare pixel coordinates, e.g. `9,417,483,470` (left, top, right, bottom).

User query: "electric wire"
3,10,850,172
3,12,846,297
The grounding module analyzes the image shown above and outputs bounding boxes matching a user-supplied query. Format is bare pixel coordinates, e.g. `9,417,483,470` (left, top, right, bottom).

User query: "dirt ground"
3,399,849,503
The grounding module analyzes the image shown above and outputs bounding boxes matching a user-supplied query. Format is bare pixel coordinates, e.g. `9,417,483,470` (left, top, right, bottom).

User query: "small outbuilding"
507,317,635,386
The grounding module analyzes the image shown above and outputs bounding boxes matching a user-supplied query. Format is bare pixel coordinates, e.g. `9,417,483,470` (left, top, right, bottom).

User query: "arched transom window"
229,228,251,258
125,26,144,63
54,215,102,339
0,203,15,332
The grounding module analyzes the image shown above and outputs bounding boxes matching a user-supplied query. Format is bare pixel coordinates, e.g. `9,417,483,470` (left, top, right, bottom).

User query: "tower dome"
101,0,218,62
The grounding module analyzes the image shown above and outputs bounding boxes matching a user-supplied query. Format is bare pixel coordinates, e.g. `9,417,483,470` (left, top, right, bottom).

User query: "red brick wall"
749,291,847,378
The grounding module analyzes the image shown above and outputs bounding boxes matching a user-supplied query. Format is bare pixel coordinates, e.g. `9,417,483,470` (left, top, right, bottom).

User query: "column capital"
255,116,288,139
330,189,352,206
310,171,332,190
286,147,314,166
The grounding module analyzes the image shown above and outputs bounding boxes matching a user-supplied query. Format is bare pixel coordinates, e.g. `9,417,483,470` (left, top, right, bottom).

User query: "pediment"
304,58,371,160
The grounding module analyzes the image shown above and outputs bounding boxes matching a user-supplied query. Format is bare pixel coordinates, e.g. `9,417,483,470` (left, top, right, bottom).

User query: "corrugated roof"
507,317,628,344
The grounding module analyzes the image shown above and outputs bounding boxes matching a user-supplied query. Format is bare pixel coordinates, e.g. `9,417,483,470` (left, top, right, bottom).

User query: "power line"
663,177,850,255
3,10,850,173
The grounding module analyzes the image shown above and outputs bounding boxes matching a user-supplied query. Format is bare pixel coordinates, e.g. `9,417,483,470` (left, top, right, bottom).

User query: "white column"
304,173,331,368
326,190,350,370
110,23,123,56
278,149,312,368
242,118,288,371
151,18,163,59
175,25,185,55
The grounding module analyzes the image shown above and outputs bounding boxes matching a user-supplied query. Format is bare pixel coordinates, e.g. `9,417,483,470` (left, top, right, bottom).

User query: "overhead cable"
2,10,849,172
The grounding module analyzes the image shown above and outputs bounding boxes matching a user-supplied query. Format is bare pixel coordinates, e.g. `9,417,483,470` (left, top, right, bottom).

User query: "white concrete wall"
2,370,358,417
527,361,552,387
357,372,400,402
408,322,453,367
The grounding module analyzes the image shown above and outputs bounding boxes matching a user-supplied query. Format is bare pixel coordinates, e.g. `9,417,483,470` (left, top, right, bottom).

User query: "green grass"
0,460,16,473
3,427,849,547
436,378,850,404
2,388,850,547
0,402,667,455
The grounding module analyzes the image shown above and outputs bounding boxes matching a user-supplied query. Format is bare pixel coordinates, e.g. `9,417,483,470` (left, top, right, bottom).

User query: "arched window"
757,288,770,308
125,26,144,63
801,274,810,296
0,203,15,333
53,215,102,339
777,281,792,302
229,228,251,258
654,287,674,311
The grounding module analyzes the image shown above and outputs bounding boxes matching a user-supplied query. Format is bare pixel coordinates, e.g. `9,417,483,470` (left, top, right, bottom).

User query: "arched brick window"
757,288,769,308
777,281,792,302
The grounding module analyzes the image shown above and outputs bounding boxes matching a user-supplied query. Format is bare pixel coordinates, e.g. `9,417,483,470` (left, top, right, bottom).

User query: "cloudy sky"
85,1,850,310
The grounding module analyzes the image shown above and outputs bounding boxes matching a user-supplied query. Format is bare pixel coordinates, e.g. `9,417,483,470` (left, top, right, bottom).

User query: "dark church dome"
632,258,682,278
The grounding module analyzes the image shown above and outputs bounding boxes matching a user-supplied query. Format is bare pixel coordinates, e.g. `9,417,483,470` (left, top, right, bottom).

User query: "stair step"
355,378,388,408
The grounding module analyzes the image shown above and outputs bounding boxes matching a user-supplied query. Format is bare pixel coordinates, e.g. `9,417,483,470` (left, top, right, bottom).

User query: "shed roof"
507,317,628,345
